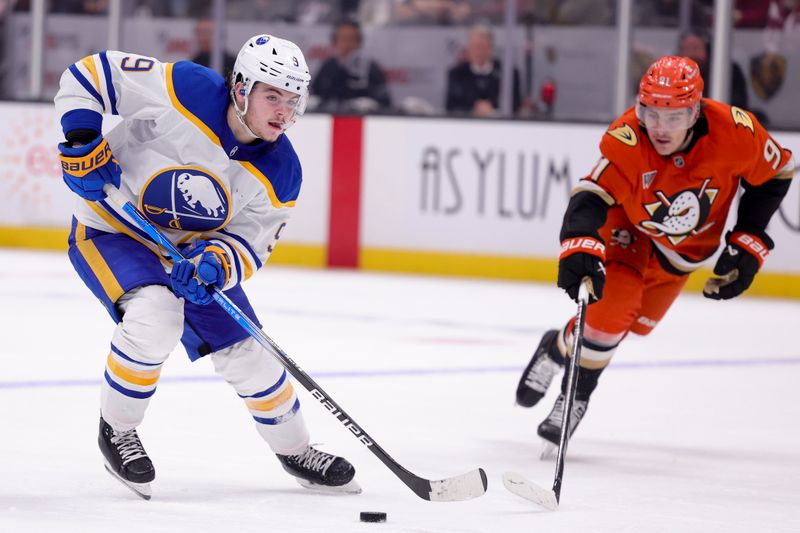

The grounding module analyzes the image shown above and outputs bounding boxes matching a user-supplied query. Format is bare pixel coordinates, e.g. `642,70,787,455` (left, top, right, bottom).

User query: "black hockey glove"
703,231,772,300
558,237,606,303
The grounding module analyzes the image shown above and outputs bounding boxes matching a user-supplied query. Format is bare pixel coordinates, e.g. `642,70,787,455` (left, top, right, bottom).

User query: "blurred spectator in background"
393,0,472,25
0,0,11,97
678,28,749,110
635,0,710,27
445,25,520,117
226,0,357,23
554,0,614,25
733,0,771,27
50,0,107,13
190,19,236,75
311,19,392,113
225,0,297,21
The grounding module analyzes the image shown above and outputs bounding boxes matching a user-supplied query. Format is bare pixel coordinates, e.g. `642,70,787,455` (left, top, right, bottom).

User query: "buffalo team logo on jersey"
638,178,719,245
140,167,230,231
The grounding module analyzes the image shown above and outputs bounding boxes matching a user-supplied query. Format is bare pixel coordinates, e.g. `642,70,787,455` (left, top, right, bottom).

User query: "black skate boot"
516,329,565,407
99,416,155,499
538,364,605,458
536,393,589,449
277,446,360,494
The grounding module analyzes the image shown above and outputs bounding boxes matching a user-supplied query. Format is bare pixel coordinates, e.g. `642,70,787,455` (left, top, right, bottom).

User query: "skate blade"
295,477,362,495
539,441,557,461
104,463,152,500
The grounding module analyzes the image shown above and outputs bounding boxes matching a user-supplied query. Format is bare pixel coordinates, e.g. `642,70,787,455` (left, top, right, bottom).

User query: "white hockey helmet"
231,34,311,117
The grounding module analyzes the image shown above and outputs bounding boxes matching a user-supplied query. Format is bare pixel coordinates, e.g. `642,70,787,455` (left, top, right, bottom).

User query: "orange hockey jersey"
577,99,794,273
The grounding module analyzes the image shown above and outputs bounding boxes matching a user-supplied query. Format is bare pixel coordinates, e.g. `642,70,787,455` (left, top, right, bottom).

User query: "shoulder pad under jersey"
168,61,229,136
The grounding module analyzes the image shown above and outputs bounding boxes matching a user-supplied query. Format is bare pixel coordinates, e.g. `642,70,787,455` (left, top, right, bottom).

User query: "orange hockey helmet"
638,55,704,108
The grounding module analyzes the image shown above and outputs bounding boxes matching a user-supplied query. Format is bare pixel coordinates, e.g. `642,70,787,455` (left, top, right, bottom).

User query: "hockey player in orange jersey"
514,56,795,447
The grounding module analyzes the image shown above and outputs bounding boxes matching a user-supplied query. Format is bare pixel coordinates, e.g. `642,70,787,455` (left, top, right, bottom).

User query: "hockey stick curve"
102,185,488,502
503,281,590,510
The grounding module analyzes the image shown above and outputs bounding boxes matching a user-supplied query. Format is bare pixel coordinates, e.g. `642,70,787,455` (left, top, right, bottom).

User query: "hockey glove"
558,236,606,303
169,241,231,306
58,135,121,201
703,231,772,300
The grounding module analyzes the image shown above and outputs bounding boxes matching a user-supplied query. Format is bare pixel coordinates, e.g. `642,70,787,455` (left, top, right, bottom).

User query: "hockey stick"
502,280,590,510
102,185,488,502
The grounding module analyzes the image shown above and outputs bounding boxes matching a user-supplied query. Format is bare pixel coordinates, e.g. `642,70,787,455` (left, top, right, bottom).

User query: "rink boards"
1,101,799,297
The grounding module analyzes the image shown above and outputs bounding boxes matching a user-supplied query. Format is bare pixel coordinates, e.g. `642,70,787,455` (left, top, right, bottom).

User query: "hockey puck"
359,512,387,523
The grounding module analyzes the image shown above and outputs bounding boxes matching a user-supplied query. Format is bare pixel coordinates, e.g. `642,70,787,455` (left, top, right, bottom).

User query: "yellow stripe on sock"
106,353,161,386
245,383,295,412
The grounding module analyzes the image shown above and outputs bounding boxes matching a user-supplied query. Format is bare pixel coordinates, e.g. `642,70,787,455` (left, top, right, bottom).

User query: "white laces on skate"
290,447,335,476
524,356,562,392
110,429,149,465
547,395,587,430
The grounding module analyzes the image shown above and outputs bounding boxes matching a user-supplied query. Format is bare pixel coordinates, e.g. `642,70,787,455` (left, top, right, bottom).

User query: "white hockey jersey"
55,51,302,289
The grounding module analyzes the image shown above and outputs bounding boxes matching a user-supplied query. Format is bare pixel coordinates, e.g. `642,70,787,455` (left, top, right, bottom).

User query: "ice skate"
537,394,589,454
98,416,155,500
277,446,361,494
516,329,564,407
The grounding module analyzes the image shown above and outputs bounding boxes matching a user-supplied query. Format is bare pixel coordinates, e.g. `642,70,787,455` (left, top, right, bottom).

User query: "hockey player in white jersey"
55,35,358,499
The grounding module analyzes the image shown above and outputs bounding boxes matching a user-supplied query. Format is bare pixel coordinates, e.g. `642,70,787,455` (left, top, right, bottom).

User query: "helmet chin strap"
230,87,261,140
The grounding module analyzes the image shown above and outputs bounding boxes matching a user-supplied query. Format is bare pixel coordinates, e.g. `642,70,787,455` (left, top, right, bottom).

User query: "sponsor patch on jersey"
606,124,638,146
140,167,230,231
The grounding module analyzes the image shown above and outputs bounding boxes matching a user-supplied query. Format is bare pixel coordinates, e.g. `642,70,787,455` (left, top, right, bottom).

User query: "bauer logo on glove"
703,230,772,301
59,138,113,176
58,135,122,201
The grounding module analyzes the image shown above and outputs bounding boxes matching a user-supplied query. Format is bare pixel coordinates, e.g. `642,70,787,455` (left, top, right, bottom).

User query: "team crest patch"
140,167,230,231
606,124,638,146
638,177,719,245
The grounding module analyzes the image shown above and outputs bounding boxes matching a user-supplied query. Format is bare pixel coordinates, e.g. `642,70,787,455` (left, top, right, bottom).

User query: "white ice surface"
1,249,799,533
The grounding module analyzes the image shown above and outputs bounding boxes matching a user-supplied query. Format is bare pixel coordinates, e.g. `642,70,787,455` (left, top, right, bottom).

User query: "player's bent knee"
211,337,286,396
116,284,184,358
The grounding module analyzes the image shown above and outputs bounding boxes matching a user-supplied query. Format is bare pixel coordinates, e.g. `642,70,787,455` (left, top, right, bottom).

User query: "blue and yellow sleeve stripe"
67,51,118,115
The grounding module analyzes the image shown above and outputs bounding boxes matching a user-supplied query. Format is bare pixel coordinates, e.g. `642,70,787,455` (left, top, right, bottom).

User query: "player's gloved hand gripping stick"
101,184,488,502
502,280,590,510
703,230,772,300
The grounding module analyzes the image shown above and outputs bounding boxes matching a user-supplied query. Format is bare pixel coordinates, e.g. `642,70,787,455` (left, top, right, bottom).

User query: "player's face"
637,104,697,155
646,125,689,155
245,84,301,142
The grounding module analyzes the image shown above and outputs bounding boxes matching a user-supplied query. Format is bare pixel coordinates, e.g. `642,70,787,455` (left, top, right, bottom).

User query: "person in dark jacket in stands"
190,19,236,75
311,19,392,113
445,25,520,117
678,28,749,111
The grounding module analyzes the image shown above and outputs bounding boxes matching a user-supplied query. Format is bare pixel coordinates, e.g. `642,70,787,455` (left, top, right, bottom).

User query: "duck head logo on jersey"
638,177,719,245
139,166,231,231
